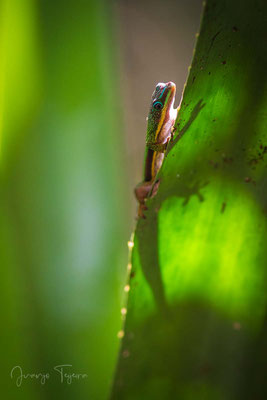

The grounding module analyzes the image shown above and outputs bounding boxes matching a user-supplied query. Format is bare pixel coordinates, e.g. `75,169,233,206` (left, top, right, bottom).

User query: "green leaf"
111,1,267,399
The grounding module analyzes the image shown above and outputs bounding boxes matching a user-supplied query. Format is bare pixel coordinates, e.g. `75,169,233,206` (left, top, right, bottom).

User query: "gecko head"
151,81,176,112
146,81,176,145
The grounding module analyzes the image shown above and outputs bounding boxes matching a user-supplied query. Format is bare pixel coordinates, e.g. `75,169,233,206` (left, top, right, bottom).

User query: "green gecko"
135,81,178,218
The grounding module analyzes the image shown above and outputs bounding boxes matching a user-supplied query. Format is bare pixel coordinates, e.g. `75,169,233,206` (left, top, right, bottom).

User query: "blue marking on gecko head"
158,85,167,99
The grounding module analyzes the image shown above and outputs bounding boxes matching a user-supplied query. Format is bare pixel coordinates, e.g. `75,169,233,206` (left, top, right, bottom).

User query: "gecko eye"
153,101,163,110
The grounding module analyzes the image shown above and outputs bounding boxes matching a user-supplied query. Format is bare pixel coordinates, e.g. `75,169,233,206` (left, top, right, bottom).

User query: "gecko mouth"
166,82,176,103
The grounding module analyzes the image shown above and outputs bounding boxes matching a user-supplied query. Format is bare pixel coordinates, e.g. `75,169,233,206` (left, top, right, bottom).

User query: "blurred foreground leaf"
0,1,128,399
111,1,267,399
